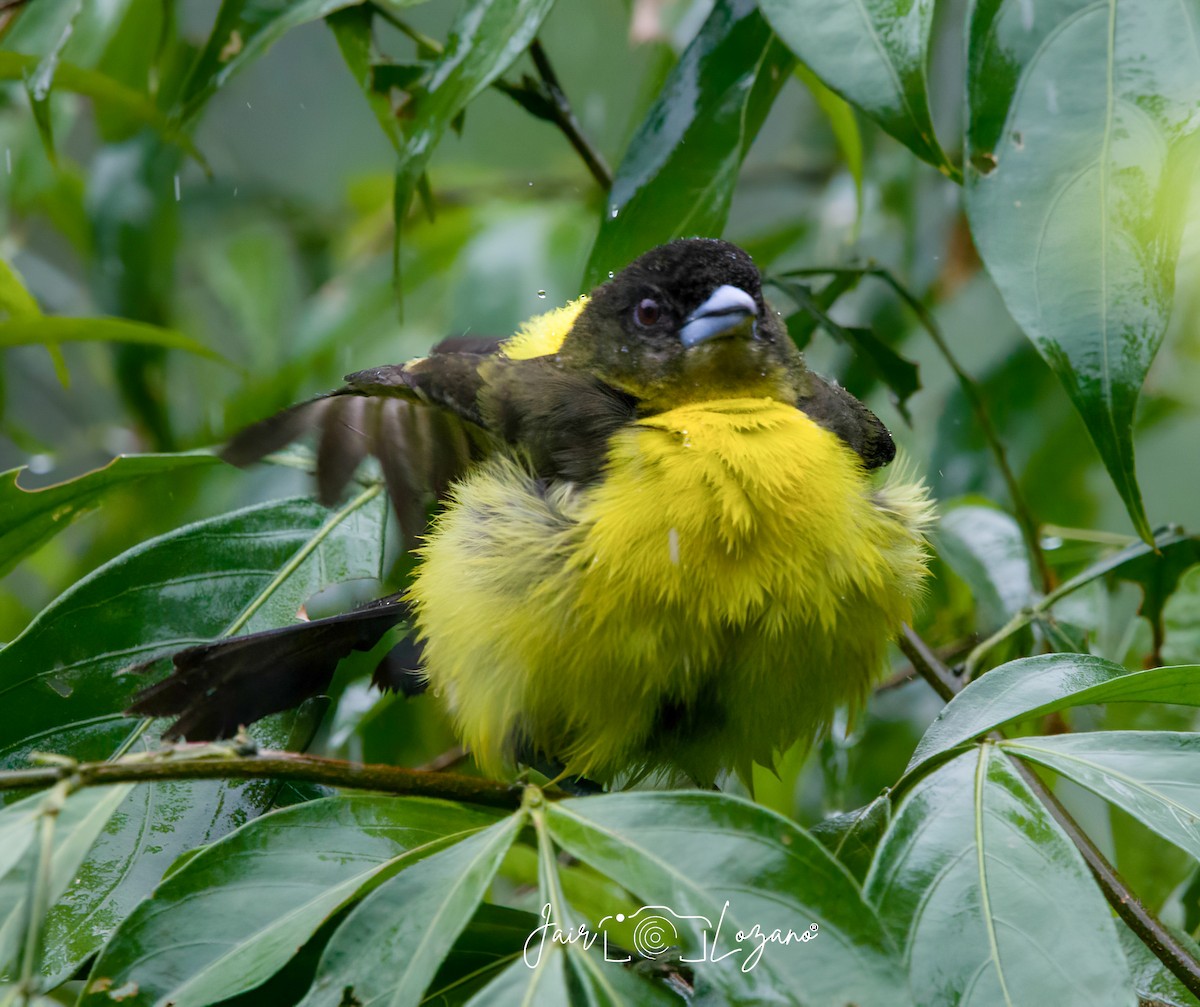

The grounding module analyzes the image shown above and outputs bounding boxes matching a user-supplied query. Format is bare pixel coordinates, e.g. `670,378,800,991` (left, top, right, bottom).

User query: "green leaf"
964,0,1200,542
865,746,1132,1006
1003,732,1200,861
178,0,377,123
582,0,793,288
0,255,68,386
1118,921,1200,1007
1165,565,1200,665
81,796,499,1007
906,654,1200,778
759,0,954,177
328,7,403,154
0,315,224,361
391,0,556,280
0,492,386,980
462,951,571,1007
0,783,134,976
810,795,891,883
0,451,221,579
418,904,540,1006
937,502,1035,633
0,53,205,166
299,813,525,1007
23,0,85,160
544,791,909,1005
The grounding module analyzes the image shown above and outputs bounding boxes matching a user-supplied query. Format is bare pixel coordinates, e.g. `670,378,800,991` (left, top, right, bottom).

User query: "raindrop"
246,101,253,110
619,345,629,353
1041,535,1064,550
174,174,181,201
537,290,546,299
608,271,614,278
28,453,55,475
609,205,619,218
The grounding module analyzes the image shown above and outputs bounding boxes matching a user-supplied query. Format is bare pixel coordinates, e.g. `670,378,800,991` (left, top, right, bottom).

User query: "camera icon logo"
600,905,713,959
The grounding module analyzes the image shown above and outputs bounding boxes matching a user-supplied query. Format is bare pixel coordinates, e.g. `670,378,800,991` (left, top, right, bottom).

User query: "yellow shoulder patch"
500,296,587,360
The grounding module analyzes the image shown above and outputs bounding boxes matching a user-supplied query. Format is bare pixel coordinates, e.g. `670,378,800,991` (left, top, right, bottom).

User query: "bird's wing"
796,371,897,470
222,347,502,541
221,341,639,539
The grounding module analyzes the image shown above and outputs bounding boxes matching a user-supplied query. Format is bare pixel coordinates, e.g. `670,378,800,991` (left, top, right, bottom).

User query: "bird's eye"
634,298,660,327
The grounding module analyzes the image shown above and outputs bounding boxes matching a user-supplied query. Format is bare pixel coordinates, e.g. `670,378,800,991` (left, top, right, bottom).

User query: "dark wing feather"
796,371,896,470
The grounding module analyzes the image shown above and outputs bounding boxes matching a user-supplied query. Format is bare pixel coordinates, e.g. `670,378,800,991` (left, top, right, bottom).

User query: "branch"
524,39,613,191
902,625,1200,997
0,746,525,810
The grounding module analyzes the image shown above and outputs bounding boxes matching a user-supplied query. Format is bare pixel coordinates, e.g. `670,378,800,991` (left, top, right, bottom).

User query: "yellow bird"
131,239,932,787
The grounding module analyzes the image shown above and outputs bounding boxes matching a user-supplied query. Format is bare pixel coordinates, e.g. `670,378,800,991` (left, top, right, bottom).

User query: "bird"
128,238,932,788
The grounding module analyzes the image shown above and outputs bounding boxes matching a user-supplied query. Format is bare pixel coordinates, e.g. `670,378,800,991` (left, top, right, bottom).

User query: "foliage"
2,0,1200,1005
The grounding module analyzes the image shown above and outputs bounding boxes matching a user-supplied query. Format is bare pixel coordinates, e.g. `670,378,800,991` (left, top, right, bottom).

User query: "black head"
559,239,799,410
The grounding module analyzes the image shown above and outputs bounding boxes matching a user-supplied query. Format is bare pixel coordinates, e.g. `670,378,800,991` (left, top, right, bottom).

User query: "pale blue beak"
678,285,759,348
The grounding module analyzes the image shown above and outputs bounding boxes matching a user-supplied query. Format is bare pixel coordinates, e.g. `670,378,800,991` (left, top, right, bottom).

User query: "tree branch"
0,746,525,810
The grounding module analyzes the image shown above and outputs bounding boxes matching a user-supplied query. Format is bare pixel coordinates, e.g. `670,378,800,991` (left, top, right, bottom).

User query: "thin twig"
0,749,525,810
525,39,613,191
896,624,960,701
781,265,1052,593
903,624,1200,995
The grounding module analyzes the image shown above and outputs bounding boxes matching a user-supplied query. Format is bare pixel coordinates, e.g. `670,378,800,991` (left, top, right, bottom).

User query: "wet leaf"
760,0,953,177
906,654,1200,778
964,0,1200,542
545,791,909,1005
298,814,525,1007
583,0,794,287
0,315,223,360
1003,731,1200,860
866,746,1132,1006
81,796,499,1007
0,451,220,579
937,502,1035,633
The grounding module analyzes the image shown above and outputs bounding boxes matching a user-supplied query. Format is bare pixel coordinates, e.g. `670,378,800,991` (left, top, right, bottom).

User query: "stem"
782,265,1052,592
896,624,959,701
1013,758,1200,999
526,40,613,191
0,749,525,810
371,8,612,191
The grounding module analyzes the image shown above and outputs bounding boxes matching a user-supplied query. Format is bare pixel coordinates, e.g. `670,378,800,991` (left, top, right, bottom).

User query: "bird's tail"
125,593,423,741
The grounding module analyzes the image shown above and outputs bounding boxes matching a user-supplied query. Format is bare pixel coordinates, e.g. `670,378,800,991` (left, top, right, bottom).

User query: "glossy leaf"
81,796,499,1007
810,794,891,883
391,0,556,255
176,0,426,124
906,654,1200,777
937,502,1035,633
544,791,909,1005
328,6,403,154
964,0,1200,542
583,0,794,287
464,951,571,1007
759,0,953,176
0,492,386,979
298,813,525,1007
866,746,1132,1006
23,0,85,158
0,451,221,579
1119,922,1200,1007
0,784,134,976
417,904,540,1006
1004,732,1200,860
